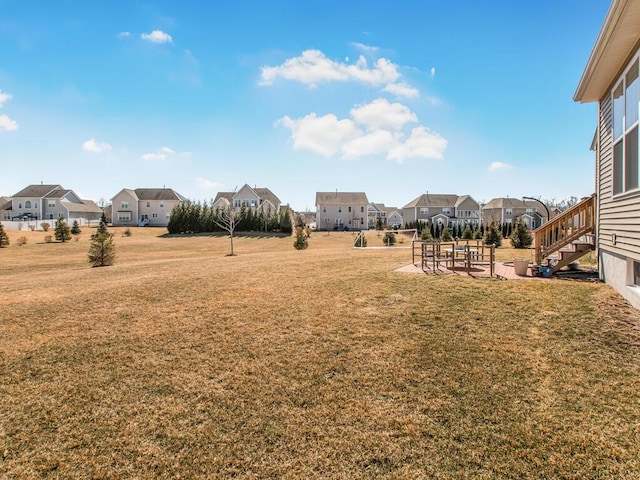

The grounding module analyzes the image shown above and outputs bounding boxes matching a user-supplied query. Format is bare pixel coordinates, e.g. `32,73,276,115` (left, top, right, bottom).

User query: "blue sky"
0,1,609,211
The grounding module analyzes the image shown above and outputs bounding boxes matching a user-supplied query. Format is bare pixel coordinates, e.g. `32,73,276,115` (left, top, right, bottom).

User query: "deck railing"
532,194,596,265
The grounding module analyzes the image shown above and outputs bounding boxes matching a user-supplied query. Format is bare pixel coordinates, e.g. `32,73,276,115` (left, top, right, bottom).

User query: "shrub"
461,225,474,240
441,226,453,242
293,227,308,250
510,219,533,249
123,227,132,237
383,231,396,246
44,235,53,243
54,218,71,242
41,222,50,232
420,226,433,242
0,222,9,247
16,236,27,246
71,220,81,235
484,222,503,247
473,228,483,240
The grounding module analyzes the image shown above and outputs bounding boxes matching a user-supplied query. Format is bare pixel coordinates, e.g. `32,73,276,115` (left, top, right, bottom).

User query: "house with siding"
367,203,404,229
111,188,186,227
2,184,102,225
402,193,480,228
212,184,281,213
481,198,547,229
574,0,640,307
316,192,368,231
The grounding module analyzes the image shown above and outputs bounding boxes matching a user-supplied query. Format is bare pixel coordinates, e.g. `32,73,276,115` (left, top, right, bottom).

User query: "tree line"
167,201,292,235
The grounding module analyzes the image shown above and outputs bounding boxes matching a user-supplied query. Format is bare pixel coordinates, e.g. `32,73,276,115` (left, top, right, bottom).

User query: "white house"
111,188,186,227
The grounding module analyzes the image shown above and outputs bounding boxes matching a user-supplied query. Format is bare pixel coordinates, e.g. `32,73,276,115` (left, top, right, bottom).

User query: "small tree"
484,222,503,247
461,225,473,240
293,227,308,250
71,220,81,235
0,222,9,247
375,217,383,230
54,218,71,242
88,231,116,267
41,222,50,232
383,231,396,246
441,225,453,242
97,212,109,235
213,204,240,256
510,219,533,249
420,226,433,242
473,228,483,240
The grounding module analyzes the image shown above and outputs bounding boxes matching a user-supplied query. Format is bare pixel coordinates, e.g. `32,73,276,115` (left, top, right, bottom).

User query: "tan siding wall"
598,86,640,260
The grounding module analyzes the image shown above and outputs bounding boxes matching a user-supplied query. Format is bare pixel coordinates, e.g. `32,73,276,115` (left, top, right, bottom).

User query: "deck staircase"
532,194,596,274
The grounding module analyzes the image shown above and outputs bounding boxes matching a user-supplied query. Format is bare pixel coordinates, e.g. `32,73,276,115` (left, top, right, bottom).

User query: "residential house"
2,184,102,226
212,184,281,213
316,192,369,230
481,198,548,229
402,193,480,228
111,188,186,227
368,203,404,229
574,0,640,307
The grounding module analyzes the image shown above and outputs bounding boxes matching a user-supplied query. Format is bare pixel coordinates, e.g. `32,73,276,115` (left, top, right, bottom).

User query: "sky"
0,0,610,211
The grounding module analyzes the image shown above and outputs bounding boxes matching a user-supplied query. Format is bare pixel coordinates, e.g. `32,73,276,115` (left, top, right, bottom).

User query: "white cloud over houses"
488,161,513,172
82,138,112,153
116,31,131,39
141,30,173,44
196,177,223,189
260,49,418,98
0,114,18,132
276,98,447,163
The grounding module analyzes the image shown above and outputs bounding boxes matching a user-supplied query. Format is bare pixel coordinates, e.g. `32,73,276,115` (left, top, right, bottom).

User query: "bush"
123,227,132,237
54,218,71,242
0,222,9,247
441,226,453,242
420,226,433,242
383,231,396,246
293,227,308,250
484,222,503,247
461,225,473,240
510,219,533,249
44,235,53,243
41,222,50,232
16,236,27,246
473,228,483,240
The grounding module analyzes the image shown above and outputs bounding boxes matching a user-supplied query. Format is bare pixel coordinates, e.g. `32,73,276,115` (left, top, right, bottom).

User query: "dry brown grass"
1,228,639,478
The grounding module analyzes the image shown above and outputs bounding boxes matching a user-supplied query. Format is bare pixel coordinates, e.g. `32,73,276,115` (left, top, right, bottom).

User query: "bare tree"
213,204,240,256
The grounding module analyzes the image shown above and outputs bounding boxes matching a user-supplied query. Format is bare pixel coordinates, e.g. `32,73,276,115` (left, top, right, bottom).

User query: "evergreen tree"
376,217,383,230
461,225,473,240
54,218,72,242
97,212,109,235
71,220,81,235
441,225,453,241
293,227,309,250
280,208,293,234
420,226,433,241
88,228,116,267
484,222,503,247
383,231,396,246
473,227,483,240
510,219,533,249
0,222,9,247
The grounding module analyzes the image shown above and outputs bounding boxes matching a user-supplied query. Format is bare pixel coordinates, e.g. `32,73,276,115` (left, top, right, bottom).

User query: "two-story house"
402,193,480,228
316,192,369,231
574,0,640,307
481,198,547,229
367,203,404,229
212,184,281,213
2,184,102,225
111,188,186,227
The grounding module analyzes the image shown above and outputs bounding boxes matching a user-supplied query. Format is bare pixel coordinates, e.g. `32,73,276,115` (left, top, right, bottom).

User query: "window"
338,206,342,213
146,202,150,207
526,208,533,215
612,56,640,195
160,202,164,208
443,208,451,215
322,206,326,213
18,203,22,208
25,201,31,208
152,213,158,218
635,261,640,286
48,201,55,208
360,206,364,213
121,201,128,209
118,212,132,222
505,208,513,216
348,206,352,213
420,208,429,215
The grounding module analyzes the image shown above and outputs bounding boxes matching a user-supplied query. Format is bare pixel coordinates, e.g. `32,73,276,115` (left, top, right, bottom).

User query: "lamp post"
522,196,550,222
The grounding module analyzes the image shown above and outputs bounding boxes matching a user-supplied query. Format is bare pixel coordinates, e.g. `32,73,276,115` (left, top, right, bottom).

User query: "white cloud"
276,113,360,157
430,67,436,77
141,152,167,161
260,49,400,88
277,98,447,163
82,138,112,153
141,146,189,161
382,81,420,99
0,90,12,108
350,98,417,131
141,30,173,44
116,31,131,39
351,42,380,55
387,127,448,163
160,146,175,154
196,177,223,189
488,161,513,172
0,114,18,132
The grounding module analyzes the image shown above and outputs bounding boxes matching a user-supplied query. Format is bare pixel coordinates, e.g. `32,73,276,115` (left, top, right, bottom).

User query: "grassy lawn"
1,228,639,478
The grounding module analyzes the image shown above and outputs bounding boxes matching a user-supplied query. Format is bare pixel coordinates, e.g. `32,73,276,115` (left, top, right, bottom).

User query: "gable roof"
482,197,546,211
134,188,186,201
213,192,234,205
60,199,104,214
315,192,369,206
12,184,62,198
253,187,281,208
44,189,72,199
403,193,460,209
575,0,640,102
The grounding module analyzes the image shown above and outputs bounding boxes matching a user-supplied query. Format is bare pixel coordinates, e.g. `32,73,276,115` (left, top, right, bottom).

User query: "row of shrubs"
167,201,293,235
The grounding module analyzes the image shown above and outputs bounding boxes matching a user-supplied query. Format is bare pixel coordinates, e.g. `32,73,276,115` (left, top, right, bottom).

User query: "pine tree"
71,220,81,235
383,231,396,246
484,222,503,247
88,230,116,267
510,219,533,249
461,225,473,239
0,222,9,247
421,226,433,241
441,225,453,241
280,208,293,234
293,227,309,250
473,227,483,240
97,212,109,235
54,218,72,242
